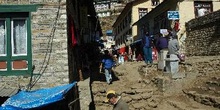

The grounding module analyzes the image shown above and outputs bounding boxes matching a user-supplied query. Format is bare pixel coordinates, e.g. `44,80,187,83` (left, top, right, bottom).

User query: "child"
136,54,143,62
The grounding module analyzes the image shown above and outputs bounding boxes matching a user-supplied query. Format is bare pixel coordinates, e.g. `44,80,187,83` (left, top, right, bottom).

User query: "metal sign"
167,11,179,20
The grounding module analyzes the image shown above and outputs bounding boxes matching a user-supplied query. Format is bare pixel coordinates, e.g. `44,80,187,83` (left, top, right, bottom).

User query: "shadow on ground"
88,61,119,110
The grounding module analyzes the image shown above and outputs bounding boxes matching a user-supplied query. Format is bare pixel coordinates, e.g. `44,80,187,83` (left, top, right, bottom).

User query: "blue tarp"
0,82,77,110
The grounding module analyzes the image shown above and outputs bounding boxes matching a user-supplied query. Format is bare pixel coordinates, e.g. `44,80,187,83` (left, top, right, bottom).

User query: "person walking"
142,32,153,65
156,33,169,70
100,50,114,84
168,35,180,56
112,54,118,67
105,90,129,110
118,53,124,65
156,33,168,52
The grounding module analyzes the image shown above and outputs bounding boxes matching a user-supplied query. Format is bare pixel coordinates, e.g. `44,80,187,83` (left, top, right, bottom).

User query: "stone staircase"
92,81,161,110
183,76,220,109
91,57,220,110
91,62,162,110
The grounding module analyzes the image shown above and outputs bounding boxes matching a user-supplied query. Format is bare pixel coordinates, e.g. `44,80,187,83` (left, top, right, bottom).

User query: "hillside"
99,15,118,36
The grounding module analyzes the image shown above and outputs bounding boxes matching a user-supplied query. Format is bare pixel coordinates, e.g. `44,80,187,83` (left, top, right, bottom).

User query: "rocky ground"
90,56,220,110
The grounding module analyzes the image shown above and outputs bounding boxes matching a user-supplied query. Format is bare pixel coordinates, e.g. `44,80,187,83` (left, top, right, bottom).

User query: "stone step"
91,79,159,110
205,82,220,93
183,87,220,109
206,80,220,86
183,76,220,108
93,89,154,102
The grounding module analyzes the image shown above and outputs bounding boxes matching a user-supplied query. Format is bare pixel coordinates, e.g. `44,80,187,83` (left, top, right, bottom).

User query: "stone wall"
185,10,220,56
0,0,69,90
31,0,69,89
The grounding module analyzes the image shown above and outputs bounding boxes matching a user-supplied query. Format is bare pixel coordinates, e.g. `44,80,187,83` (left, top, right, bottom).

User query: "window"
12,19,28,56
138,8,148,19
0,19,6,56
0,5,38,76
0,13,30,74
194,1,213,18
151,0,160,6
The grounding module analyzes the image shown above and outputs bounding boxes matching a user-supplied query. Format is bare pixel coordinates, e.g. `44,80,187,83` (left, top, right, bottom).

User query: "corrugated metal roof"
0,87,19,97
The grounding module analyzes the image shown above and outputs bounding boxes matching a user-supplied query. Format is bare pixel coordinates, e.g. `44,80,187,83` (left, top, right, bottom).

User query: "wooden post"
78,69,84,81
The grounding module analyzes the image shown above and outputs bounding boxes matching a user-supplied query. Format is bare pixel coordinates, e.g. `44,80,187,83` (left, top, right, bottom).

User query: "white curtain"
0,20,6,55
13,19,27,55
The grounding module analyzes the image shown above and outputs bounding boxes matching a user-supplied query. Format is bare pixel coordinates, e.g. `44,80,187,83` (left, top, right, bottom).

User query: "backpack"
102,55,114,69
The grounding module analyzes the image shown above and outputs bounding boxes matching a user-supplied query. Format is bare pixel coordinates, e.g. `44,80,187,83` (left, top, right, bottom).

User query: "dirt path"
91,56,220,110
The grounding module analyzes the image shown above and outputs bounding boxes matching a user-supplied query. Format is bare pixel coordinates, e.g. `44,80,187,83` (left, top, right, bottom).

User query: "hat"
105,90,116,102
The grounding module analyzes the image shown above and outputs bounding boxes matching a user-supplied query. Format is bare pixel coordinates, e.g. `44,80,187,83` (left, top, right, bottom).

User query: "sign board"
160,29,168,35
167,11,179,20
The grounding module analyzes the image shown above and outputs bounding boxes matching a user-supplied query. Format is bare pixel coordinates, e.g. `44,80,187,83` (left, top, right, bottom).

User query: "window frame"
194,1,213,18
0,5,39,76
138,8,148,19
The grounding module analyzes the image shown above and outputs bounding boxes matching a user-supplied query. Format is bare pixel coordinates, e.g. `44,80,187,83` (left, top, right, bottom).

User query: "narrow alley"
0,0,220,110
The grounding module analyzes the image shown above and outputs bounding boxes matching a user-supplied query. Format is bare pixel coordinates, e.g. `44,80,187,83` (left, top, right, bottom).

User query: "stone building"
185,10,220,56
135,0,220,53
94,0,126,18
0,0,100,106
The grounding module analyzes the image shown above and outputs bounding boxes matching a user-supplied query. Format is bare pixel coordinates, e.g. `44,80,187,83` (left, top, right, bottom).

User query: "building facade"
135,0,220,53
185,10,220,56
112,0,163,54
0,0,99,90
94,0,125,17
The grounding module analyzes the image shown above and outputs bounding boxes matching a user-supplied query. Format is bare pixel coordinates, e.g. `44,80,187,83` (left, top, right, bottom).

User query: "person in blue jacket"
100,50,114,84
142,32,153,65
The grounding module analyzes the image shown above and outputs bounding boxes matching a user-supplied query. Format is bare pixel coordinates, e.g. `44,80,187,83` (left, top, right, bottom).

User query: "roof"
133,0,177,25
0,87,19,97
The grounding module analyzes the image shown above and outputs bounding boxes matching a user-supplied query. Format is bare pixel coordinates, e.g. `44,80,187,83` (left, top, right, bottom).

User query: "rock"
147,99,158,108
130,94,143,101
140,92,152,99
122,96,132,103
135,88,150,93
143,79,151,84
132,100,147,109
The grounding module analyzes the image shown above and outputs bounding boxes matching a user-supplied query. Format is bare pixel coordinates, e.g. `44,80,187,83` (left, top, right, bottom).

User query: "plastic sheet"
0,82,77,110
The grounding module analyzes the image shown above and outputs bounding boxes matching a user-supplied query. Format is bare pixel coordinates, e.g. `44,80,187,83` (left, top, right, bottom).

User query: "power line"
28,0,62,90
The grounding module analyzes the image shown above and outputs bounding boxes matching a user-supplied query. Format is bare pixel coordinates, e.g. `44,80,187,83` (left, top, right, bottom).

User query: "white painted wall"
132,1,154,39
213,2,220,11
179,1,195,28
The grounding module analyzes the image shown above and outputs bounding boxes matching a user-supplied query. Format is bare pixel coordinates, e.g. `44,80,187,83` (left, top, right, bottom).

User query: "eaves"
133,0,178,26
